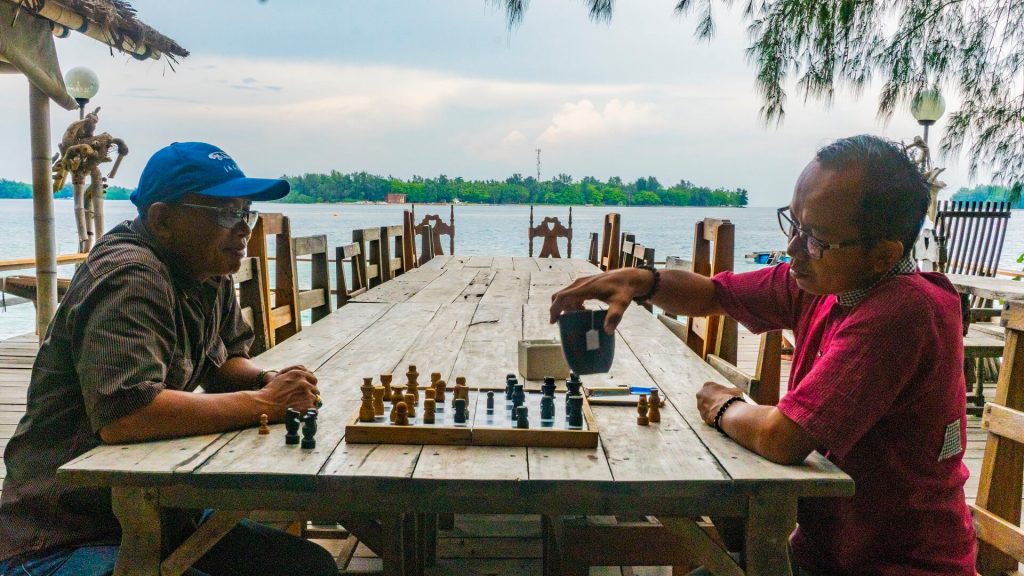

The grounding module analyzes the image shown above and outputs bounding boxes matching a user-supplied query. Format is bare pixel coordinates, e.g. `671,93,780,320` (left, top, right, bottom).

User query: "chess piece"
540,395,555,422
380,373,393,401
431,372,442,387
425,388,436,401
453,398,468,425
637,395,650,426
390,385,406,423
284,408,301,445
516,405,530,429
301,411,318,449
542,376,556,397
407,365,420,404
434,379,447,406
567,396,584,429
486,391,495,413
512,384,526,412
359,377,376,422
648,389,661,423
372,386,386,417
258,414,270,435
405,393,417,418
566,372,583,397
505,374,517,401
423,397,436,423
394,402,410,426
454,376,468,405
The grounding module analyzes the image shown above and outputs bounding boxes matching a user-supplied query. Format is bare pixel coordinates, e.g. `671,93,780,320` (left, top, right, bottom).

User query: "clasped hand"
256,365,319,420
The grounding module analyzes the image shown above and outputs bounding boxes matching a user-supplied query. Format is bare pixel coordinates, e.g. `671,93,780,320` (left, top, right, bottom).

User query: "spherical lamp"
64,67,99,117
911,89,945,145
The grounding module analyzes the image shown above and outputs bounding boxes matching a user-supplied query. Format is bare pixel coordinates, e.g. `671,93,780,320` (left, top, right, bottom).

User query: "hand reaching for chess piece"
253,368,320,421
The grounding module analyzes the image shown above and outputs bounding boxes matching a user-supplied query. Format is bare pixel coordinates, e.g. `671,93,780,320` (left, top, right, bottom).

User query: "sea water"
2,199,1022,340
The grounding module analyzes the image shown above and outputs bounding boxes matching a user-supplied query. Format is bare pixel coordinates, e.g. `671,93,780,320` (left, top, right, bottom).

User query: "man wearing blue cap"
0,143,337,576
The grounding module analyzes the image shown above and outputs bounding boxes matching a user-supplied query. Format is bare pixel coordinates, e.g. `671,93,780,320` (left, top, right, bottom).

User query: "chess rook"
540,395,555,422
404,393,417,418
423,398,436,424
284,408,302,445
301,411,318,449
380,373,393,401
453,398,468,425
372,386,386,416
515,405,530,429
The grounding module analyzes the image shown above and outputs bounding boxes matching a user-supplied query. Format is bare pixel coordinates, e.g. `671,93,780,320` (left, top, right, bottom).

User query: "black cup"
557,309,615,375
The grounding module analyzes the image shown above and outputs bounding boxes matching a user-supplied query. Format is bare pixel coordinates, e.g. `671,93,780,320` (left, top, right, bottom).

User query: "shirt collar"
835,255,917,308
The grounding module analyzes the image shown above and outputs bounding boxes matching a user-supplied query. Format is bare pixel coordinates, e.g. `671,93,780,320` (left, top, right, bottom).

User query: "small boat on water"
745,250,791,265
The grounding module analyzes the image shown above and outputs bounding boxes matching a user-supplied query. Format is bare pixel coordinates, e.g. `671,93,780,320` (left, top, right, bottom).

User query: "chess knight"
51,108,129,252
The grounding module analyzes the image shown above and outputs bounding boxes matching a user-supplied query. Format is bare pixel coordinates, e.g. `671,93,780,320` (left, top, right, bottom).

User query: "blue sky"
0,1,984,206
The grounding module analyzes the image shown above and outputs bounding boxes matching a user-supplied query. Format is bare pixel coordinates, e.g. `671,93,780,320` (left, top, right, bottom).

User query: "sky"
0,0,990,207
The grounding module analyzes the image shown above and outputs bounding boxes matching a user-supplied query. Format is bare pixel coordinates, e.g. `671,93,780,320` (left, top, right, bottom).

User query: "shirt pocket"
165,352,194,390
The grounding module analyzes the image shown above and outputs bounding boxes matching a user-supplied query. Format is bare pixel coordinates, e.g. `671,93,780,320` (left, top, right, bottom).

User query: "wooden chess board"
345,390,599,448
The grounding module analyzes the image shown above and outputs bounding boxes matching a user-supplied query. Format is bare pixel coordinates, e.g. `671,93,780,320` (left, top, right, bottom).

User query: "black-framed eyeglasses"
177,203,259,230
776,206,862,260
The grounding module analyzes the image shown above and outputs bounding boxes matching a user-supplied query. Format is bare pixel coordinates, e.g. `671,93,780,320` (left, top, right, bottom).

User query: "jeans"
0,518,336,576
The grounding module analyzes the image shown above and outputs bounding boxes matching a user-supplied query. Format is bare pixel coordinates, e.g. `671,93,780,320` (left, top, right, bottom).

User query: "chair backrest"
528,205,572,258
973,301,1024,573
600,212,622,271
335,242,368,308
380,224,410,280
686,218,737,364
587,233,599,267
402,210,417,270
246,213,300,346
934,200,1011,277
291,234,331,325
235,256,270,356
352,227,385,288
619,233,636,268
412,205,455,263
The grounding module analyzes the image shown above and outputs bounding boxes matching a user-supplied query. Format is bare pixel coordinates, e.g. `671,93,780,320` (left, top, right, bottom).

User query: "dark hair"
815,135,929,257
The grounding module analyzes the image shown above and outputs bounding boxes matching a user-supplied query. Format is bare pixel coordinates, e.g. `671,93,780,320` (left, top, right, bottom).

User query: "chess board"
345,390,599,448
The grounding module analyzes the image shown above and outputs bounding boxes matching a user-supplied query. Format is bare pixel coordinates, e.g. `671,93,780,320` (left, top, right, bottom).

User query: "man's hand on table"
696,382,744,426
254,366,320,422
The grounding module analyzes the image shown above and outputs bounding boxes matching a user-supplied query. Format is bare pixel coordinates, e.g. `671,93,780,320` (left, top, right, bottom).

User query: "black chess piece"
540,395,555,422
301,410,318,449
565,372,583,396
284,408,301,445
505,374,517,401
453,398,468,424
486,391,495,413
511,384,526,412
567,396,584,429
515,406,530,429
542,376,556,397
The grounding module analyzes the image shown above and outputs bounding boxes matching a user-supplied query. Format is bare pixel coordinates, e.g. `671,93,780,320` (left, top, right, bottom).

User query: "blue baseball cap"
131,142,289,215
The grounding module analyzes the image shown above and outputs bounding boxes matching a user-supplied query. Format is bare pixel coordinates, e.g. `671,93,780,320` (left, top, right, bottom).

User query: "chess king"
549,135,975,575
0,143,336,576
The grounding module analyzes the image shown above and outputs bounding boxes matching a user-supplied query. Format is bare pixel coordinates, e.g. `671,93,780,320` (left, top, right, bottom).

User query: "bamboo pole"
72,174,88,252
30,82,57,340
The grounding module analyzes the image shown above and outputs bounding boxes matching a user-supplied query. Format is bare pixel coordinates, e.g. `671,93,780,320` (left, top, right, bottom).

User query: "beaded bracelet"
633,265,661,305
713,396,746,434
255,369,278,388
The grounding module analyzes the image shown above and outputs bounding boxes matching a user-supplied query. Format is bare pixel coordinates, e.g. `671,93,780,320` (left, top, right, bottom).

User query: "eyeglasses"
177,203,259,230
776,207,862,260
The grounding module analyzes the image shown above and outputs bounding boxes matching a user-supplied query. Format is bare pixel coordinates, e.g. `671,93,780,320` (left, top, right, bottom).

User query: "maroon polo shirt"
714,263,975,576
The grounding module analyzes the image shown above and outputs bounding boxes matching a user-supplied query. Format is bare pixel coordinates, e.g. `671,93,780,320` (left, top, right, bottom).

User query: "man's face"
158,194,253,281
785,160,888,295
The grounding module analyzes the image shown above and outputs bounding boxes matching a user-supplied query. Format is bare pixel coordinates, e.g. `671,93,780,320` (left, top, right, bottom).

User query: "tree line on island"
281,172,750,206
0,179,134,200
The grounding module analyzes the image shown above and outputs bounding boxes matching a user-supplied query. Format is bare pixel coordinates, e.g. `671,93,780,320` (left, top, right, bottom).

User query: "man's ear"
870,239,904,274
145,203,174,239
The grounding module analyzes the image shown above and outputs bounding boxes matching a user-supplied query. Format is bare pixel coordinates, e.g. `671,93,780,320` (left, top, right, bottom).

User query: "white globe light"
64,67,99,102
911,89,945,125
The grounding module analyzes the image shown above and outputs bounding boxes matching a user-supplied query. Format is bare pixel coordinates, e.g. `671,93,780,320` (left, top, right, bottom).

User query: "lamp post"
63,66,99,119
911,89,945,149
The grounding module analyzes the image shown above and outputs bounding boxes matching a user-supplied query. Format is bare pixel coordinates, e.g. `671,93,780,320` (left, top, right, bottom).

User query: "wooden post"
529,205,534,257
449,204,455,255
29,83,57,340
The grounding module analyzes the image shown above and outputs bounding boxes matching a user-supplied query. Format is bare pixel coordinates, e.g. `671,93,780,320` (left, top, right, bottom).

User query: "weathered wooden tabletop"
60,256,852,576
946,273,1024,303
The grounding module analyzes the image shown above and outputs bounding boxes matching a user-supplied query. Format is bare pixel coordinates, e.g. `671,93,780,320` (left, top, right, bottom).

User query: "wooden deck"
0,328,1006,574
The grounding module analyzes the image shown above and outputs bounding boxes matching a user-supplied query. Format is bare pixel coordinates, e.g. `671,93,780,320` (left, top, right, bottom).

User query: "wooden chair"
352,227,385,288
587,233,600,267
619,233,637,268
686,218,737,364
402,210,417,271
335,243,368,308
380,224,410,281
528,205,572,258
972,301,1024,574
246,213,300,346
290,234,331,326
599,212,622,271
412,205,455,265
235,257,270,356
935,201,1012,413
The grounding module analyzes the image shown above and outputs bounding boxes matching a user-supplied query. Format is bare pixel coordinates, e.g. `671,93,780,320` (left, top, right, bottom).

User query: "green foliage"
505,1,1024,189
0,180,137,201
279,172,748,207
949,184,1024,209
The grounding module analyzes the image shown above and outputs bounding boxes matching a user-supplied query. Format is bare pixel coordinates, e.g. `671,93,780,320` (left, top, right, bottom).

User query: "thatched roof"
6,0,188,62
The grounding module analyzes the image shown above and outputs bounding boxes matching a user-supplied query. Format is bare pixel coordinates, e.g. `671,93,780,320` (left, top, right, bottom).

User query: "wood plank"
442,256,470,270
413,445,527,481
418,255,453,271
465,256,494,269
408,269,482,305
512,258,540,272
478,271,531,306
491,256,515,270
399,301,479,383
320,442,422,479
350,268,445,303
984,404,1024,445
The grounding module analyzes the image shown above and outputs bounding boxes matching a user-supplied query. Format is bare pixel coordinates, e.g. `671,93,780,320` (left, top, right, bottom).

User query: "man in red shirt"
550,135,975,575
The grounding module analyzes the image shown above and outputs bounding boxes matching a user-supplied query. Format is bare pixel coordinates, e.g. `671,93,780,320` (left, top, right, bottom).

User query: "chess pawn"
516,403,532,426
453,398,468,425
425,388,436,402
258,413,270,435
431,372,442,387
434,380,447,406
454,376,468,405
359,377,375,422
405,393,417,418
540,395,555,422
284,408,302,445
648,389,661,423
372,387,386,417
390,386,406,423
380,374,393,401
486,391,495,413
637,395,650,426
423,398,436,424
394,402,410,426
407,365,420,404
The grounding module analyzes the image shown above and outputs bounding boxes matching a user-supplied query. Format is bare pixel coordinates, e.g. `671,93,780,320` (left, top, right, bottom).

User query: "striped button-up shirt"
0,218,254,563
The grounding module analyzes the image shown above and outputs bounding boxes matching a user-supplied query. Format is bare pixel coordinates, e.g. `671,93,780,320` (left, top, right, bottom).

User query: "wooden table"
59,256,853,576
946,273,1024,304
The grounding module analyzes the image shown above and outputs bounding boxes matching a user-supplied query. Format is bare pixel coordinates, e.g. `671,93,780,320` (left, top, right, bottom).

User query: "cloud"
537,99,659,146
500,130,527,146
